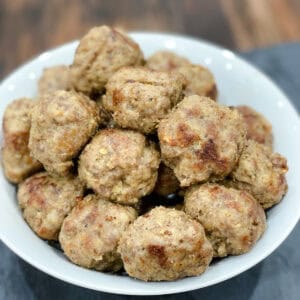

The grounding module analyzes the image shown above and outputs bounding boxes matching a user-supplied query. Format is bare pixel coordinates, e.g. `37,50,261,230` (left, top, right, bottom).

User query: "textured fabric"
1,43,299,300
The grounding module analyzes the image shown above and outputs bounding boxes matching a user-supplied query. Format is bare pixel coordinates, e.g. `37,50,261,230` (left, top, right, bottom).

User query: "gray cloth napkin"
1,43,299,300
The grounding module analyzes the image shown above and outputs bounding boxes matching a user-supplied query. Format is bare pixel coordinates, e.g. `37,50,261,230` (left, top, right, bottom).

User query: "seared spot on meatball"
197,139,218,161
112,89,124,106
195,139,227,171
175,124,199,147
5,132,29,152
147,245,167,267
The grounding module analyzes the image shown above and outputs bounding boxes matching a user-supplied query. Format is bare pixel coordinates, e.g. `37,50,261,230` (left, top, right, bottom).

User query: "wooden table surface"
1,0,300,78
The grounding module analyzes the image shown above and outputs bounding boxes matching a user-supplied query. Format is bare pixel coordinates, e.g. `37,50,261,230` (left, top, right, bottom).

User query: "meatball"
38,65,71,95
103,67,184,134
184,184,266,257
70,26,144,94
2,98,42,183
29,90,100,176
178,64,217,100
236,105,273,149
146,51,190,71
59,194,137,272
153,163,180,196
158,95,246,186
118,206,213,281
78,129,160,205
18,172,84,240
146,51,217,100
229,140,288,209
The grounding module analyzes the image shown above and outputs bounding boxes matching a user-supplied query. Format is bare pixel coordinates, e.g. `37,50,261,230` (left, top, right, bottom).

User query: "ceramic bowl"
0,32,299,295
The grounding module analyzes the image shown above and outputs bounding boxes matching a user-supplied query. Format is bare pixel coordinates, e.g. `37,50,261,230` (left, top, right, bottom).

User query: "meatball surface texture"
158,95,246,186
18,172,84,240
236,105,273,149
118,206,213,281
38,65,71,95
2,98,42,183
29,90,100,176
103,67,184,134
184,183,266,257
71,26,144,94
79,129,160,204
146,51,217,100
230,140,288,209
59,194,137,271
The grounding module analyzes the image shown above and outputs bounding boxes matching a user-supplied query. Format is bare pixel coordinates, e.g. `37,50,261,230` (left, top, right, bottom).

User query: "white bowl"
0,32,299,296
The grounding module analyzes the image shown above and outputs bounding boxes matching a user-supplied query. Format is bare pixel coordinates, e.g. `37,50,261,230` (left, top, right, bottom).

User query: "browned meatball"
153,163,180,196
70,26,144,94
59,194,137,272
229,140,288,209
2,98,42,183
158,95,246,186
236,105,273,149
18,172,84,240
118,206,213,281
103,67,184,134
38,65,71,95
184,184,266,257
29,90,100,176
178,64,217,100
78,129,160,205
146,51,217,100
146,51,190,71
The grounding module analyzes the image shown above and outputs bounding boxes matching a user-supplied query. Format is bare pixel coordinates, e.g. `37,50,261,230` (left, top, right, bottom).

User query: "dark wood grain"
221,0,300,50
0,0,300,79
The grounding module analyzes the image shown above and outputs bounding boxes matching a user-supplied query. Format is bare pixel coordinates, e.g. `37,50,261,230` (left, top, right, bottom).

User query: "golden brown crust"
236,105,273,149
70,26,144,94
184,183,266,257
59,194,137,271
118,206,213,281
229,140,288,209
38,65,71,95
103,67,184,134
158,95,246,186
18,172,85,240
78,129,160,204
2,98,42,183
29,90,100,176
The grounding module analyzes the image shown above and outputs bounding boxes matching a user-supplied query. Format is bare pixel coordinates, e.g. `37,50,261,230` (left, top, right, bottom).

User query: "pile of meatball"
1,25,288,282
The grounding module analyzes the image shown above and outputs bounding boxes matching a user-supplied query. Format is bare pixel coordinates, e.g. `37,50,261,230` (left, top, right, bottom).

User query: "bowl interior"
0,32,299,295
